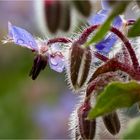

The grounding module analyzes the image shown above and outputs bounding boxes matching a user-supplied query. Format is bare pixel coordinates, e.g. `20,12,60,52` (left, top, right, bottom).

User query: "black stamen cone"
29,55,47,80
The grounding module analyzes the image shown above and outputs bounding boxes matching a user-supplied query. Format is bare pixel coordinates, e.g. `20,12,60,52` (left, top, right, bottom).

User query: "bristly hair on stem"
47,37,72,45
88,57,140,84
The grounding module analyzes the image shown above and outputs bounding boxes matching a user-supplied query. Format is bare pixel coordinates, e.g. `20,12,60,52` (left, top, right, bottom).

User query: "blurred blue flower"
4,22,65,73
33,91,76,138
88,0,123,54
101,0,111,10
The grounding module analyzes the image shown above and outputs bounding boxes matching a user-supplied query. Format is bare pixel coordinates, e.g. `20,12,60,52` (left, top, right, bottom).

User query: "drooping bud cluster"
67,21,140,138
67,19,140,139
88,72,123,137
69,72,125,139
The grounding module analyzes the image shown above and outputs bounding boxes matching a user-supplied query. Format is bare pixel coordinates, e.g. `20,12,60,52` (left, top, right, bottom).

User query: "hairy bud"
44,0,62,33
69,42,92,90
29,55,47,80
102,111,121,135
78,102,96,139
59,2,71,31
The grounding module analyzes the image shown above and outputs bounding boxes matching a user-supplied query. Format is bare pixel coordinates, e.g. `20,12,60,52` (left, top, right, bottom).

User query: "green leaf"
85,2,129,47
123,118,140,139
88,81,140,120
128,18,140,37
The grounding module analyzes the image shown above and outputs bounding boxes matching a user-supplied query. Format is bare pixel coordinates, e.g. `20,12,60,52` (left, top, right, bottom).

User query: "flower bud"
72,0,92,17
59,2,71,31
44,0,62,33
29,55,47,80
102,111,121,135
78,103,96,139
69,42,92,90
137,1,140,8
137,102,140,112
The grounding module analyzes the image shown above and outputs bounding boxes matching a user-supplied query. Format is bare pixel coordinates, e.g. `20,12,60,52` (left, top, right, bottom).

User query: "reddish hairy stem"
47,37,72,45
89,58,140,83
76,24,139,70
111,27,139,70
83,20,137,106
85,72,118,103
121,47,131,65
76,25,99,45
94,52,109,62
85,59,140,103
85,79,96,104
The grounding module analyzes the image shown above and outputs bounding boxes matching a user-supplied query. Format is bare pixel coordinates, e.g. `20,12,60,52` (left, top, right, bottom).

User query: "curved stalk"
89,58,140,83
94,51,109,62
47,37,72,45
76,25,139,70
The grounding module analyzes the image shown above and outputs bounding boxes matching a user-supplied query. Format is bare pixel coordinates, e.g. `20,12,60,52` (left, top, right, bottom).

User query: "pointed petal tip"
8,21,12,30
8,21,12,26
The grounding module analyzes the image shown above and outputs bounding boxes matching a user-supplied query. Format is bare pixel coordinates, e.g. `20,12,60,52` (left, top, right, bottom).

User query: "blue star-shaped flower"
4,22,65,79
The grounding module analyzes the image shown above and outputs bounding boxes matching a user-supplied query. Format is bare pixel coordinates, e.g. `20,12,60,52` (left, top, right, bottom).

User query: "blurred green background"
0,1,76,139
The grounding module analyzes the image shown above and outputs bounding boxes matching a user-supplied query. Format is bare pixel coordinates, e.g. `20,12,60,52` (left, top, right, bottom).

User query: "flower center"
40,46,48,54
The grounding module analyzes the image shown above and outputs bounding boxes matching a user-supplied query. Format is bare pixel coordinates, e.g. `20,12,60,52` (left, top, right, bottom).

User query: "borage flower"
4,22,71,80
88,0,123,54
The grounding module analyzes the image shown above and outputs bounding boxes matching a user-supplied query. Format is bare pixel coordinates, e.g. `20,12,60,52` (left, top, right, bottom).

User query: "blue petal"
88,9,123,27
95,16,122,53
95,34,117,53
88,8,123,54
48,55,65,73
101,0,111,10
112,16,123,28
88,9,109,25
8,22,38,50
